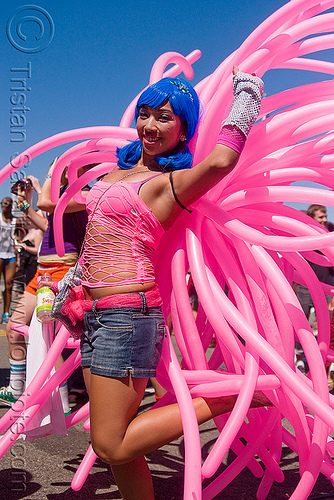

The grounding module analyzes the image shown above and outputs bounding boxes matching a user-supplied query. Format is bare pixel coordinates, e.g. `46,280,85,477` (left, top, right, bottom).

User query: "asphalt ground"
0,330,333,499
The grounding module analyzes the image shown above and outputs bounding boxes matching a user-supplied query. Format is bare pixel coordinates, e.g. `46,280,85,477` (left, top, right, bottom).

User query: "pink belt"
62,285,162,328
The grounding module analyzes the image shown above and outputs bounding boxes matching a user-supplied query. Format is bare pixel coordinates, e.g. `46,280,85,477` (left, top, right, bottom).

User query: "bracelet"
17,201,30,212
37,190,42,195
45,174,52,180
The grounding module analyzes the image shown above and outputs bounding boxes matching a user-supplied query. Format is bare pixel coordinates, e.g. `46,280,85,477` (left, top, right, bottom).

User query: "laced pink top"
81,178,165,288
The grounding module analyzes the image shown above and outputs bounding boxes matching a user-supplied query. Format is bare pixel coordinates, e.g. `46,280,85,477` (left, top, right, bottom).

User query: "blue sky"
1,1,334,219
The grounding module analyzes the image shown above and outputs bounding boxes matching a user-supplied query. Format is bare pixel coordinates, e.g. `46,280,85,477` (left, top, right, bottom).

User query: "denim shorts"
80,295,165,378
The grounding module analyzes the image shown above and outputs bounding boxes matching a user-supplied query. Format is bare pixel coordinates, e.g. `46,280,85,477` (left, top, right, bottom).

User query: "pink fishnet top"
81,179,165,288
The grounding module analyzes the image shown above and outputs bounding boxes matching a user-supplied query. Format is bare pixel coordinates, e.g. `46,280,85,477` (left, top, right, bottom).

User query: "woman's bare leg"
2,291,36,398
85,372,270,499
3,260,16,314
149,377,166,399
82,366,91,394
89,373,240,466
82,368,154,499
111,457,154,500
6,291,36,360
0,259,4,314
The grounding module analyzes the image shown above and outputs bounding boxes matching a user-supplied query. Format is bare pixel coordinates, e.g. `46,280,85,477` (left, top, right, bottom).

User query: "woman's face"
136,101,185,158
1,198,12,212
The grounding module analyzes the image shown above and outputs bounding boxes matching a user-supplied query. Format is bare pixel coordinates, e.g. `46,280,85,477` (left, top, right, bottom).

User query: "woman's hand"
45,157,58,178
39,280,53,288
16,177,35,204
26,175,42,195
16,183,29,202
39,280,59,294
233,65,257,77
14,242,25,253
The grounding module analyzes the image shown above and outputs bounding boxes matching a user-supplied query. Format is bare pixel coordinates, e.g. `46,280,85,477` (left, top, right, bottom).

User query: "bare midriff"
82,281,157,300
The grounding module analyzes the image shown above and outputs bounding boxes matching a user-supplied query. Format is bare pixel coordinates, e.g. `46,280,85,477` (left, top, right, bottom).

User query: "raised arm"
21,206,48,232
16,178,48,232
169,68,263,207
37,158,88,214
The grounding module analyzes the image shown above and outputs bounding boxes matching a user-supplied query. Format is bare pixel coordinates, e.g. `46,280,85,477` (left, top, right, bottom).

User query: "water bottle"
36,273,55,323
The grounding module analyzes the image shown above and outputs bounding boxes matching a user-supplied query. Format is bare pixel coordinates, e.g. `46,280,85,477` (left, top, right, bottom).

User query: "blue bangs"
135,78,199,142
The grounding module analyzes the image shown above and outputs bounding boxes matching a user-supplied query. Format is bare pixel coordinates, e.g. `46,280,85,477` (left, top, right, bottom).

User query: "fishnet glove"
224,71,264,136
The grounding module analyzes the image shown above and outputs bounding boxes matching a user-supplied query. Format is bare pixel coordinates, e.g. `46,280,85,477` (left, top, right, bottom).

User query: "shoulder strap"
137,173,164,195
169,172,192,214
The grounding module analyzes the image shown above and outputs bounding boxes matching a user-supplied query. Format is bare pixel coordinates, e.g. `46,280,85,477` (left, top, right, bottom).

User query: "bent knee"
6,321,25,341
92,439,130,466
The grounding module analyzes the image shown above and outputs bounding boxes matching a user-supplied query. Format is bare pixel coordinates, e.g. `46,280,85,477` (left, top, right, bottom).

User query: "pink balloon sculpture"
1,1,334,499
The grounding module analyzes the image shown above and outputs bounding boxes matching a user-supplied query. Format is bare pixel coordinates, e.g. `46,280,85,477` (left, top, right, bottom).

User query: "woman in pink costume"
79,67,264,499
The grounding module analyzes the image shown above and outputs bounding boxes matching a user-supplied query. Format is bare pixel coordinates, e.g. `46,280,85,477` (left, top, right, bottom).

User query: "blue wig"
117,77,200,171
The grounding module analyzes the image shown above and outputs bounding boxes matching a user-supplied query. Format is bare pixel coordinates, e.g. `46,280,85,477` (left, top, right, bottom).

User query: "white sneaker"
0,386,18,406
